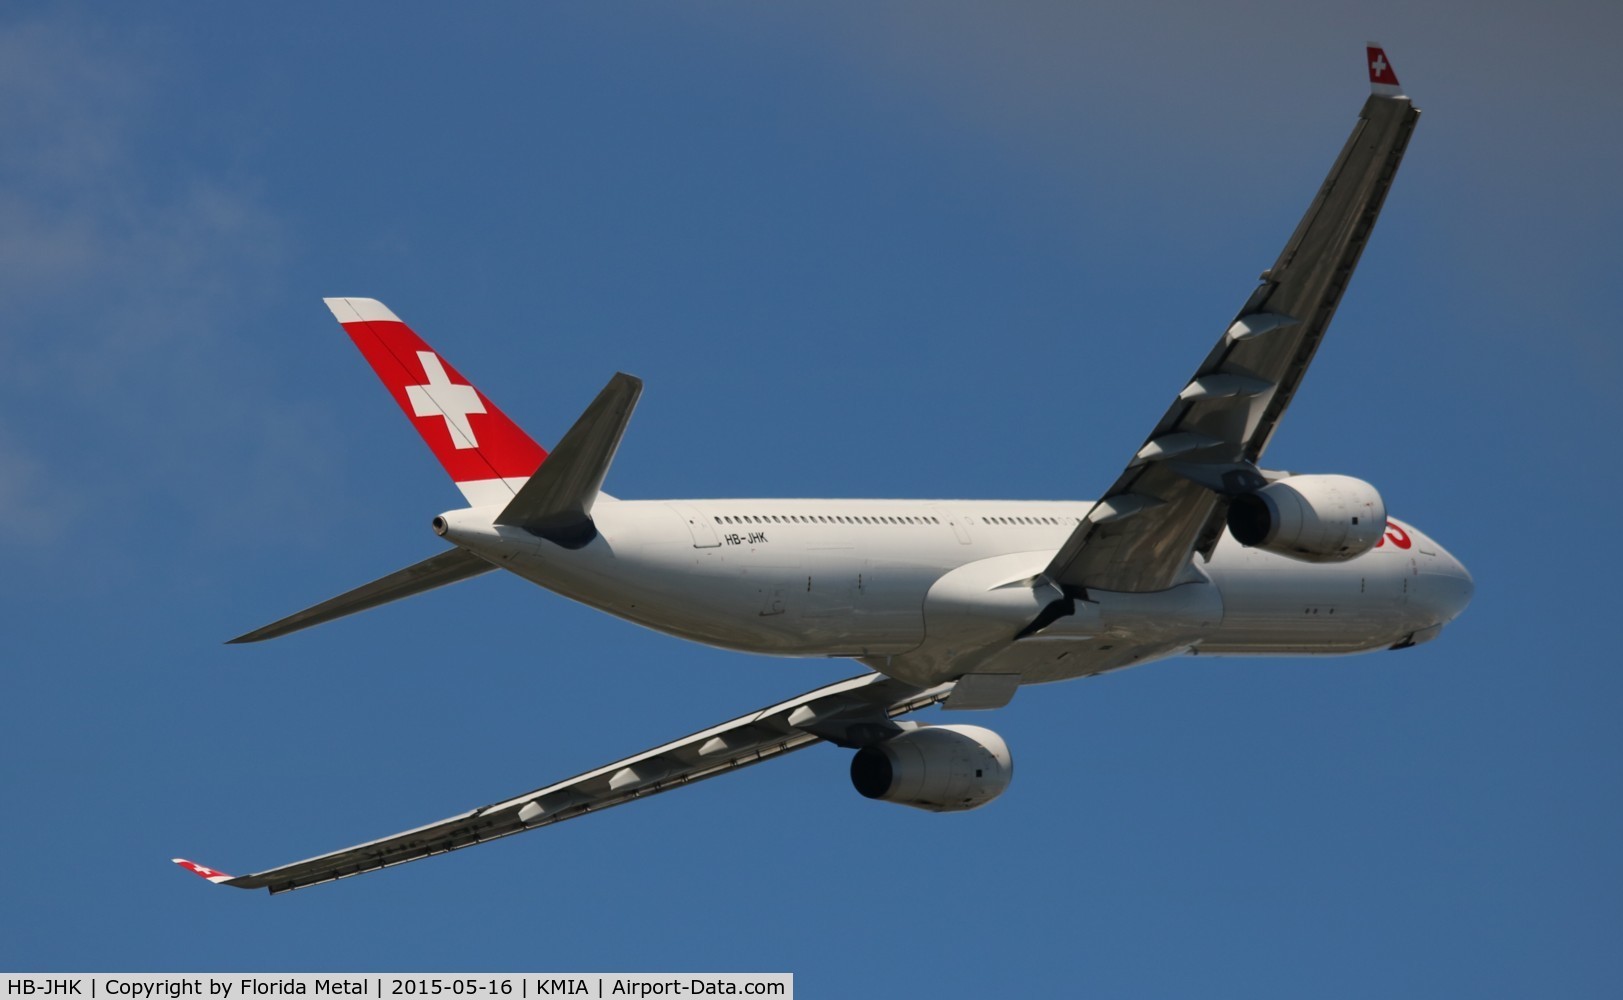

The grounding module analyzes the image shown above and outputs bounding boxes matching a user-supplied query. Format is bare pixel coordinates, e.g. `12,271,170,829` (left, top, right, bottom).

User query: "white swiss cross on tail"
325,298,548,507
1366,43,1405,98
407,351,486,450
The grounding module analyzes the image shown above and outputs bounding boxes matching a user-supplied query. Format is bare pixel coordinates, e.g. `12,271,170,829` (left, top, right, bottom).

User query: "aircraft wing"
1046,48,1420,594
174,672,952,894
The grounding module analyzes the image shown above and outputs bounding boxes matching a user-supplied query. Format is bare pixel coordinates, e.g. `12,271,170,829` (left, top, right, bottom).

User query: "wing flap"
1047,61,1420,594
192,673,952,893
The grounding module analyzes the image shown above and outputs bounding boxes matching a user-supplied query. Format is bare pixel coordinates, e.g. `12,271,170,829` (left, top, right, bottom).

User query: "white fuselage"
435,498,1473,688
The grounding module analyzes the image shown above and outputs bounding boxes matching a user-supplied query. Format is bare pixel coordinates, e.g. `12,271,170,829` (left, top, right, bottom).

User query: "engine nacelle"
1226,474,1386,563
849,725,1012,812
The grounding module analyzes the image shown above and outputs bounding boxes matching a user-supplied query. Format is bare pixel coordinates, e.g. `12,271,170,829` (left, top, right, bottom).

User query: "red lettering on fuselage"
1376,521,1412,549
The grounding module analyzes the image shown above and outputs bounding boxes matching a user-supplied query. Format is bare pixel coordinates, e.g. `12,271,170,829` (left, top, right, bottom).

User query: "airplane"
174,45,1471,894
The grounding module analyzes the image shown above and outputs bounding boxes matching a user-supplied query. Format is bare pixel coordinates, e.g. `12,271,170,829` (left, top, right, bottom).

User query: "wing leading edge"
177,673,952,894
1046,46,1420,594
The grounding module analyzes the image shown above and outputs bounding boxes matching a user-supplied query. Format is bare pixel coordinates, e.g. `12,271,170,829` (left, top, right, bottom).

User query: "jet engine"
849,725,1012,812
1226,474,1386,562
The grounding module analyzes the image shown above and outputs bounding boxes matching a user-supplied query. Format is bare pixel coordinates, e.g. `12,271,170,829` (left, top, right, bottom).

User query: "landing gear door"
667,503,721,548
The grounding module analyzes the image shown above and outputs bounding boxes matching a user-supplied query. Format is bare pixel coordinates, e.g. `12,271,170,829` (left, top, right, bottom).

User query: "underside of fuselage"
436,498,1473,688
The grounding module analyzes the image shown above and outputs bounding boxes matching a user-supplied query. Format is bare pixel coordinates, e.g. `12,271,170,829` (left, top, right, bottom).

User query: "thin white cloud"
0,426,80,542
0,14,325,560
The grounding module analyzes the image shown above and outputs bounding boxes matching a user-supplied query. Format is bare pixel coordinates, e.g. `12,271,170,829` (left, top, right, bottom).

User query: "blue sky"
2,2,1619,994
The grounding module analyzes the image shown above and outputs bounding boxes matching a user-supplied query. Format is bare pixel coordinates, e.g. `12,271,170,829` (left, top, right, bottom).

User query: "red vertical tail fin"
325,298,547,507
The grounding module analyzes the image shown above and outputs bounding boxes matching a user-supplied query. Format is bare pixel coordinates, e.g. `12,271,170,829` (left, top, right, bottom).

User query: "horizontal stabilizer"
494,372,642,548
228,548,495,643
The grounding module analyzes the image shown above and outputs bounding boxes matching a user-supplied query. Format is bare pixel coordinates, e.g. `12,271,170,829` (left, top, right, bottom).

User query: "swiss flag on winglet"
172,858,234,884
325,298,547,505
1366,44,1403,95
